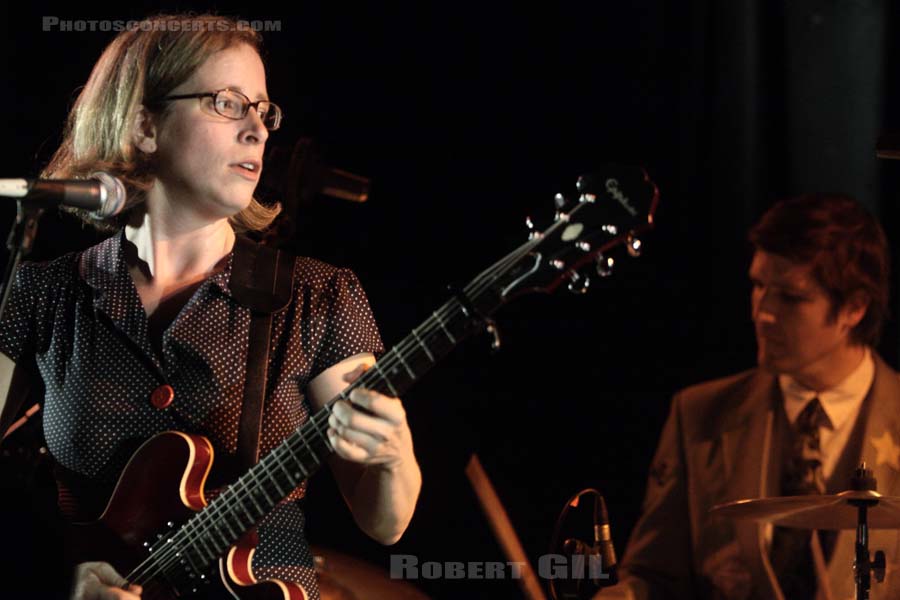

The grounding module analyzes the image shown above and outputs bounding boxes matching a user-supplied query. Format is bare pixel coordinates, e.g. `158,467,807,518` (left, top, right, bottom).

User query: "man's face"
750,250,862,380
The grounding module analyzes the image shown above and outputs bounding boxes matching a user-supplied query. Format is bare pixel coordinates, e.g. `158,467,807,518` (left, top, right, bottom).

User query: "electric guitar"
66,165,659,599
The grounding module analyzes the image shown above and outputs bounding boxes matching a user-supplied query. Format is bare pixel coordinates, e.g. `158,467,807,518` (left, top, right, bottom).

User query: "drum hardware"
712,463,888,600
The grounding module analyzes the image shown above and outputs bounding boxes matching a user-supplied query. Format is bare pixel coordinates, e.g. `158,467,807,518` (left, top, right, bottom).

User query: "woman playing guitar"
0,13,421,599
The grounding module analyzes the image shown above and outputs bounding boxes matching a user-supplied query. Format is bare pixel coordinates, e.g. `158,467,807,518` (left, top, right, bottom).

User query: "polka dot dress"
0,231,384,598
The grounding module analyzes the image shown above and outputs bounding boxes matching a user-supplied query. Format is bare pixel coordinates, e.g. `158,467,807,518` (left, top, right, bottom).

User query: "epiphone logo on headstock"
606,178,638,217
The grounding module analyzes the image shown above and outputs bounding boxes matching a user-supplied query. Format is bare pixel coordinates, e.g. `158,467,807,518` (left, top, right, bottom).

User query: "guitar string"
126,210,592,585
126,205,600,586
124,234,543,587
126,203,603,587
123,240,528,584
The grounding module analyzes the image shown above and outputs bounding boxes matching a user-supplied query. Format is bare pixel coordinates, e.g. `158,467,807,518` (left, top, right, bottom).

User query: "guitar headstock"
495,164,659,301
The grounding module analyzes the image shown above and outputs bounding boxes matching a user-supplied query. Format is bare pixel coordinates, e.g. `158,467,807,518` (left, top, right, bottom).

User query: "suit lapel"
826,353,900,599
720,374,783,599
859,354,900,495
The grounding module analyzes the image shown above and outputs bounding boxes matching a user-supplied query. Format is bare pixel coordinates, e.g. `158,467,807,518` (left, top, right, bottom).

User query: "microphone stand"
1,201,42,320
0,201,43,434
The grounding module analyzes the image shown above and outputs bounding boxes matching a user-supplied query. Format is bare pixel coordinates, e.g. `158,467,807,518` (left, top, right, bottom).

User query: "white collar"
778,347,874,430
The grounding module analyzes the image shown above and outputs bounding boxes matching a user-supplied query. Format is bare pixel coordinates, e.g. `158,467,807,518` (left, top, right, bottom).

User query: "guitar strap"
229,236,294,472
51,237,295,521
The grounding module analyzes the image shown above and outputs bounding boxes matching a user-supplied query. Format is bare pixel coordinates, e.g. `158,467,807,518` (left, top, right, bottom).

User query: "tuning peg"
626,234,642,257
553,193,572,222
525,216,542,240
575,175,599,203
595,254,614,277
485,318,502,352
576,174,589,193
567,271,590,294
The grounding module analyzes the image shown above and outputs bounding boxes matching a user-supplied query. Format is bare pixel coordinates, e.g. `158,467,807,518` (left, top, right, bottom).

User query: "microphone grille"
89,171,126,219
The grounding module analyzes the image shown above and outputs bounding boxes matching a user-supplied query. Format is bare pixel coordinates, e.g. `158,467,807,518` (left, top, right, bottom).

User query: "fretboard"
132,233,540,592
149,289,499,583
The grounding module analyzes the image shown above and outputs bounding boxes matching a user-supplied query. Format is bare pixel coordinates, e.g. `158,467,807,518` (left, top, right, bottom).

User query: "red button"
150,384,175,409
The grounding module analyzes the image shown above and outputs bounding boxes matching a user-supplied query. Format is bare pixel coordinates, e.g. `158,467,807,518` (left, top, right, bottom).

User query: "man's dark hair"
749,193,890,346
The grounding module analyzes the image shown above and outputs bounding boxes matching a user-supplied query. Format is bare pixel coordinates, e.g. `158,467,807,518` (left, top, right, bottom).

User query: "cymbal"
312,546,431,600
711,490,900,529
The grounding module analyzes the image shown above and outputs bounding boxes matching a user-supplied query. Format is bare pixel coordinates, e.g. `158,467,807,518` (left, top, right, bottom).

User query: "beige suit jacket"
604,354,900,600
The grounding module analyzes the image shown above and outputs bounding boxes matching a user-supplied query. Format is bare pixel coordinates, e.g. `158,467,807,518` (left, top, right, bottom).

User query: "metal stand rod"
0,202,42,320
850,498,885,600
854,501,870,600
0,202,42,432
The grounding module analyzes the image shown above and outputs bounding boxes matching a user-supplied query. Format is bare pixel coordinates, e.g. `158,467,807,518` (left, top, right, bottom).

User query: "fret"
335,392,350,407
279,443,306,489
412,327,435,362
178,546,203,574
299,431,323,467
207,514,231,548
163,530,192,574
228,487,256,528
220,511,240,540
395,350,417,380
309,414,332,448
432,311,456,343
284,435,311,480
241,477,265,518
177,516,199,556
195,517,230,559
267,446,292,494
189,522,216,563
373,362,399,397
269,475,287,498
252,471,276,507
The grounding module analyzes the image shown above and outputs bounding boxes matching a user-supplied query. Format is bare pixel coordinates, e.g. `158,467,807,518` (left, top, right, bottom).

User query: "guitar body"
66,431,308,600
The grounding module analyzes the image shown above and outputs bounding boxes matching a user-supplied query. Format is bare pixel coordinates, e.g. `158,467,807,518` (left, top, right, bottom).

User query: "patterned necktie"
770,397,829,600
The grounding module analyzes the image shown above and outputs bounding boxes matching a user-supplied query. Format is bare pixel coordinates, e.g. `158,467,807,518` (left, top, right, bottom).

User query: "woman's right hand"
70,562,142,599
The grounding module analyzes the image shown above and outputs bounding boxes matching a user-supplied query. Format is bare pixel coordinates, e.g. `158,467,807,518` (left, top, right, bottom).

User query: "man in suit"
600,194,900,599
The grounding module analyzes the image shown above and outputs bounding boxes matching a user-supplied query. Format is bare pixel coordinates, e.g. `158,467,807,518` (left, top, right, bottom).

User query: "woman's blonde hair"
42,13,280,232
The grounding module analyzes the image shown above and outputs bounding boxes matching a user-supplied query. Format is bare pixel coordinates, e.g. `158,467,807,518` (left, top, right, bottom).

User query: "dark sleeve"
309,267,385,380
0,260,57,441
0,262,42,363
616,393,697,599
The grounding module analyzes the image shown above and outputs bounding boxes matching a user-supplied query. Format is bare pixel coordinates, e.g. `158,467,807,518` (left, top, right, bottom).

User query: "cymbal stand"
849,464,885,600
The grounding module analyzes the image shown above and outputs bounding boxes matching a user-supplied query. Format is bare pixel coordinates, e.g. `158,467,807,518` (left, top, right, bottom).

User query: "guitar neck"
168,264,514,572
260,289,492,492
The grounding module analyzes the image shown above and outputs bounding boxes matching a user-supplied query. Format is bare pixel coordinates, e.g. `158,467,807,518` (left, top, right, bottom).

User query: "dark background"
1,2,899,598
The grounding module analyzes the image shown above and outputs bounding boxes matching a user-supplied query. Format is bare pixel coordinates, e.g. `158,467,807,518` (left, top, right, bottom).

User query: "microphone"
595,495,618,585
0,172,126,219
551,488,619,600
561,495,618,595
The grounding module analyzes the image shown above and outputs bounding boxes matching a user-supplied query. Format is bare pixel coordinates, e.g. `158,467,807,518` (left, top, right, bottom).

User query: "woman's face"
151,43,270,222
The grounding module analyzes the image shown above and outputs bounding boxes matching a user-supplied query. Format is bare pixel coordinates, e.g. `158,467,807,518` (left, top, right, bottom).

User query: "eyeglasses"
157,88,283,131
